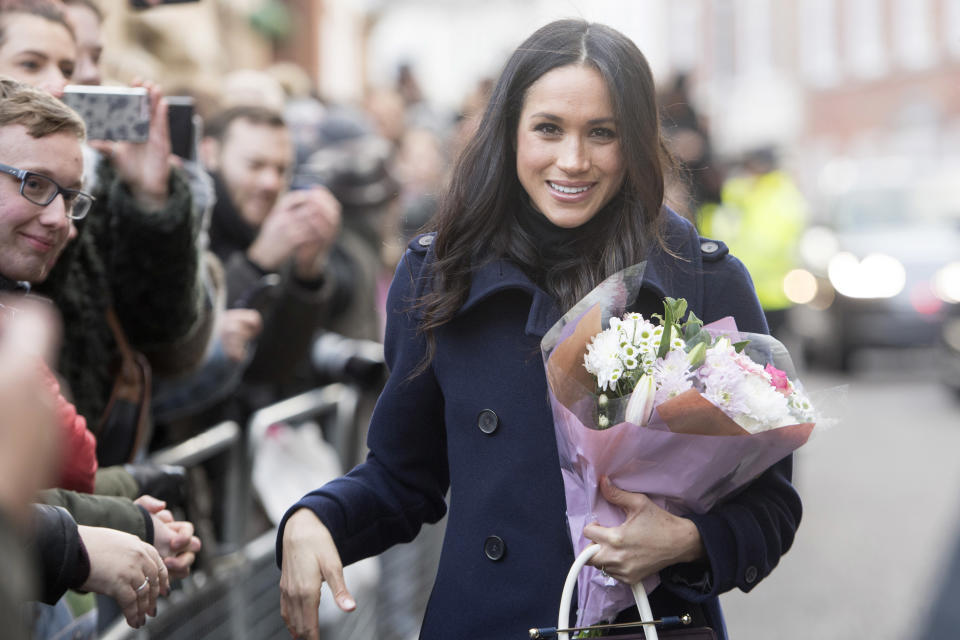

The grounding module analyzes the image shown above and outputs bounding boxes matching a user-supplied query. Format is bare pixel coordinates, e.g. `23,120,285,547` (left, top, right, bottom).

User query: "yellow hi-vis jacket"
699,170,808,311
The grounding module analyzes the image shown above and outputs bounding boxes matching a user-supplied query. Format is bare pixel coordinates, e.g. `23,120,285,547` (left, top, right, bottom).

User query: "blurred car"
940,301,960,396
786,159,960,371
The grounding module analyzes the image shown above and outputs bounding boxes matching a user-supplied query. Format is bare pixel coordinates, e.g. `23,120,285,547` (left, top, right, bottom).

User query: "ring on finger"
135,578,150,593
600,565,609,578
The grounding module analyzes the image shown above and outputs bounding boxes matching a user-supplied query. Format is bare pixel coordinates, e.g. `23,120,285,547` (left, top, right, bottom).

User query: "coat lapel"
454,209,704,338
457,259,560,338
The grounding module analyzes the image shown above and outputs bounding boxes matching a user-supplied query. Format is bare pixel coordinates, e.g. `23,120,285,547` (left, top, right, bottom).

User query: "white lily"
625,374,656,426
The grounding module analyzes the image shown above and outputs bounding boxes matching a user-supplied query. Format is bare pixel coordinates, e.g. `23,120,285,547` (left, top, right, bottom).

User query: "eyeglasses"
0,163,95,220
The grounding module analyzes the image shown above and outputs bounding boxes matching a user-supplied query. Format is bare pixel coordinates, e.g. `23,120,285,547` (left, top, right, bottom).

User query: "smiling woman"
515,64,626,229
278,19,799,640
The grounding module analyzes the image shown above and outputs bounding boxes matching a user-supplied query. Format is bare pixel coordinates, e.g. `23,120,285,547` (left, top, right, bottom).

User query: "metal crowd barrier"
101,383,378,640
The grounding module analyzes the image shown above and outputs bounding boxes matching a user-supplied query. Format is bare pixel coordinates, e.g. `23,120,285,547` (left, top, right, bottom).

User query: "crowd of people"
0,0,454,637
0,2,806,640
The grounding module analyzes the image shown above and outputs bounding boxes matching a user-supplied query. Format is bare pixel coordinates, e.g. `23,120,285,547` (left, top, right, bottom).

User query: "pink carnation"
765,364,790,393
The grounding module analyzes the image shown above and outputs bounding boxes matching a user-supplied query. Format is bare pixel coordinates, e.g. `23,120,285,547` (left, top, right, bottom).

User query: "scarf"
513,194,620,289
206,172,258,264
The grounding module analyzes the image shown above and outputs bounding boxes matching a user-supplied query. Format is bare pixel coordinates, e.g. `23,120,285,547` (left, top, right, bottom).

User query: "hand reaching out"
79,525,169,628
218,308,263,362
135,495,202,580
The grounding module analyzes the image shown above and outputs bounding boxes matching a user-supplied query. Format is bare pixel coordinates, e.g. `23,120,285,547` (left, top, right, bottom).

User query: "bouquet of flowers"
541,263,825,631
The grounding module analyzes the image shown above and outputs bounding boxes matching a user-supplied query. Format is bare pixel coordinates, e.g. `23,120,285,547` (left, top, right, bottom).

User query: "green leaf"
657,297,691,359
666,297,688,319
687,341,707,368
733,340,750,353
682,310,704,340
657,319,673,359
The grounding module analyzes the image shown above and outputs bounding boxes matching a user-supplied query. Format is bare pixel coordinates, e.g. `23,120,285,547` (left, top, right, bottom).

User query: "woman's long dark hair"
418,19,672,364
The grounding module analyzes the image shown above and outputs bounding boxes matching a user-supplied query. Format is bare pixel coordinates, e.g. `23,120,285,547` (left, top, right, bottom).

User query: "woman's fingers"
279,509,353,639
281,586,321,639
321,560,356,612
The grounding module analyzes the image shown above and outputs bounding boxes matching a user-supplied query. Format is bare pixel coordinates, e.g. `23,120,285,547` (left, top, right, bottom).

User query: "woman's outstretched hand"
583,476,705,585
79,525,170,629
279,509,355,640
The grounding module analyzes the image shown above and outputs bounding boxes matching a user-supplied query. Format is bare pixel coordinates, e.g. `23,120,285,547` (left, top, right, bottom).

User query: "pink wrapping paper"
541,264,817,627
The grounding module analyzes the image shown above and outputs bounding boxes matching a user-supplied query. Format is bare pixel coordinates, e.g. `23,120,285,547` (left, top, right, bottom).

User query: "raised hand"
246,187,342,279
90,80,172,212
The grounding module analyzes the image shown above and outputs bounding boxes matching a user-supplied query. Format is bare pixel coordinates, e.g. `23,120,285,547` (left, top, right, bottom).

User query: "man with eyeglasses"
0,78,87,285
0,76,192,635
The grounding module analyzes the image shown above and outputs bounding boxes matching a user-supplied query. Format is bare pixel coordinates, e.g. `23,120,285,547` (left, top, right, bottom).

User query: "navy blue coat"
278,209,801,639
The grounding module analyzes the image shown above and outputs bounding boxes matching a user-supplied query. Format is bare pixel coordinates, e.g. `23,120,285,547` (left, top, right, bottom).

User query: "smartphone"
166,96,198,161
129,0,200,8
62,85,150,142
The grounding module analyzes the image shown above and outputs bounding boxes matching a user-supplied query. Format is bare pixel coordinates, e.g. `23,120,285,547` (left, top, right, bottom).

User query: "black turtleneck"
207,172,259,265
514,194,617,287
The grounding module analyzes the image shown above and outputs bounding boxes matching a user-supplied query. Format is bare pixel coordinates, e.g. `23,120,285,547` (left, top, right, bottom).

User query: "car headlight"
783,269,818,305
933,262,960,304
827,252,906,299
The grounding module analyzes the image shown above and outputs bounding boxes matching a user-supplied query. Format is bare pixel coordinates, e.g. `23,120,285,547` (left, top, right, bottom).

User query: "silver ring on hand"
136,578,150,593
600,566,609,578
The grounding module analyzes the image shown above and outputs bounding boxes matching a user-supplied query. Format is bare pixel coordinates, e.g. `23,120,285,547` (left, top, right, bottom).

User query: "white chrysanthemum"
787,380,817,422
584,328,626,391
620,315,656,347
620,343,639,360
739,375,792,431
698,338,800,432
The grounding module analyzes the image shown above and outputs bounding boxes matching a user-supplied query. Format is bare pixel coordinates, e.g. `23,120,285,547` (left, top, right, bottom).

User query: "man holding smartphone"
200,105,342,399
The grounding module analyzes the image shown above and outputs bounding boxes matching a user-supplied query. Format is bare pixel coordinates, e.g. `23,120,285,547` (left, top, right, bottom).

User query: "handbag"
94,308,153,466
531,544,717,639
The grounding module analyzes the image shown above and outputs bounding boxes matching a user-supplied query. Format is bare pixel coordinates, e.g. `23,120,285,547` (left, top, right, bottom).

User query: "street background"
723,349,960,640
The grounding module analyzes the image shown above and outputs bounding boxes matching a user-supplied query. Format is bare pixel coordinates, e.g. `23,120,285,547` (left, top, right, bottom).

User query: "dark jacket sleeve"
276,248,448,568
32,505,90,604
105,167,206,365
38,489,153,544
661,249,802,599
223,252,332,385
0,507,36,639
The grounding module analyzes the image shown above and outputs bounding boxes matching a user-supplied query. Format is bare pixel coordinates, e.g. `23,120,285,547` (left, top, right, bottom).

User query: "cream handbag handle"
558,544,658,640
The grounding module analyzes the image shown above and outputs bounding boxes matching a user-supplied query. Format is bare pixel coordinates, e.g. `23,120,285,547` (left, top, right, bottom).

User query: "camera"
311,331,386,390
62,85,150,142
